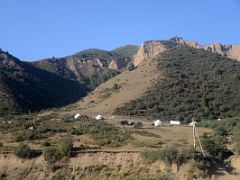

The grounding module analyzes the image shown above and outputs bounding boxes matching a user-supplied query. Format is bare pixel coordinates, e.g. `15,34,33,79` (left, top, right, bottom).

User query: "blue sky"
1,0,240,60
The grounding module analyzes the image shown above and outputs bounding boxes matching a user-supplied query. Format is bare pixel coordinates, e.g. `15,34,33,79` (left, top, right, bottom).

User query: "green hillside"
116,45,240,121
74,48,114,61
111,45,139,58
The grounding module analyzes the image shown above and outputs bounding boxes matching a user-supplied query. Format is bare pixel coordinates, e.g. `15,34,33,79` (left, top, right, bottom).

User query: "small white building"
95,114,104,120
29,126,34,130
170,120,180,125
154,120,163,127
74,113,81,119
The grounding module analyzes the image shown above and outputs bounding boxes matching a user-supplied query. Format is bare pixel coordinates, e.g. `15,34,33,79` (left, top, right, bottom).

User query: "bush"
201,133,229,161
142,146,191,166
44,136,73,164
13,130,39,142
133,121,143,129
41,141,51,147
43,147,62,164
14,144,37,159
58,136,73,157
0,142,3,148
112,83,120,91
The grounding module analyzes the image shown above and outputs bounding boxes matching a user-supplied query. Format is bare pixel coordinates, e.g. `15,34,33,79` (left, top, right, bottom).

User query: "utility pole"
192,118,196,149
192,117,205,157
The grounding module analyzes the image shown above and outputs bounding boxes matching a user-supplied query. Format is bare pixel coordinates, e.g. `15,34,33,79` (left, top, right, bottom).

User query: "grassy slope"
70,60,160,115
116,45,240,120
111,45,139,58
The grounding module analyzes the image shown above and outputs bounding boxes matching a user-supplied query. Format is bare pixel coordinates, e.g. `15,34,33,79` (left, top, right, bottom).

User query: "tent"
95,114,104,120
170,120,180,125
154,120,163,127
74,113,81,119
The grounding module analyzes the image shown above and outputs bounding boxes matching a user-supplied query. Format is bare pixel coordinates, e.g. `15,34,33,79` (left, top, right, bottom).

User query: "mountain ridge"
0,46,138,115
1,38,240,116
133,37,240,66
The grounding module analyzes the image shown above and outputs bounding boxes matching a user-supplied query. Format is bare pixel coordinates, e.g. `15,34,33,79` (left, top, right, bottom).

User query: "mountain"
32,49,120,89
2,38,240,117
116,45,240,120
0,46,138,115
0,51,87,115
36,37,240,119
133,37,240,66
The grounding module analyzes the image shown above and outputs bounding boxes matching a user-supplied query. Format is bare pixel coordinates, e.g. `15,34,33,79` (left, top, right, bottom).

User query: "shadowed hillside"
0,51,88,115
0,46,137,115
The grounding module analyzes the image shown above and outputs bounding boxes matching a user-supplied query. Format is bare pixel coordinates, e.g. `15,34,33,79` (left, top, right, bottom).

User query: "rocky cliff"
133,41,166,66
133,37,240,66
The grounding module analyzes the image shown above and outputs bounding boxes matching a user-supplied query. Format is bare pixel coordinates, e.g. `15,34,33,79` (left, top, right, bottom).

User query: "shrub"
44,136,73,164
58,136,73,157
112,83,120,91
133,121,143,129
0,142,3,148
13,130,39,142
201,134,229,161
14,144,37,159
43,147,62,164
142,147,191,167
41,141,51,147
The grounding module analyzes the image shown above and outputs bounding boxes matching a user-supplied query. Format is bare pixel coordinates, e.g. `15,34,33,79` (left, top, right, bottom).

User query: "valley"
1,37,240,179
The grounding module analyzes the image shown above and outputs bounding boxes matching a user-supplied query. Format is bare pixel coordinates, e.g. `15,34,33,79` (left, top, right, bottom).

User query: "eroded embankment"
1,152,240,180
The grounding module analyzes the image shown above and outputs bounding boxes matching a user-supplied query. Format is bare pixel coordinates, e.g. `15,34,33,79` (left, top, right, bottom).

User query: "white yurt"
154,120,163,127
95,114,104,120
74,113,81,119
170,120,180,125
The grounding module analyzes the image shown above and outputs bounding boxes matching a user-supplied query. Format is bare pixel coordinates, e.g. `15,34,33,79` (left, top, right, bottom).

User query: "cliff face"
202,44,240,60
133,41,166,66
133,37,240,66
108,58,130,70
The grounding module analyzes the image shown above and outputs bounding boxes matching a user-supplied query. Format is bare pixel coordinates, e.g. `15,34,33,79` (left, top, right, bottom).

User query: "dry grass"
68,60,161,116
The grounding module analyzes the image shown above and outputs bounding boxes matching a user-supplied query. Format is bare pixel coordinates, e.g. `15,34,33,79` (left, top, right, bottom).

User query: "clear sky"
1,0,240,60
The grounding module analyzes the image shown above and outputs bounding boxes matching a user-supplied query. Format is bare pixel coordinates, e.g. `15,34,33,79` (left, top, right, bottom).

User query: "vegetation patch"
14,144,39,159
43,136,73,164
141,146,192,167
